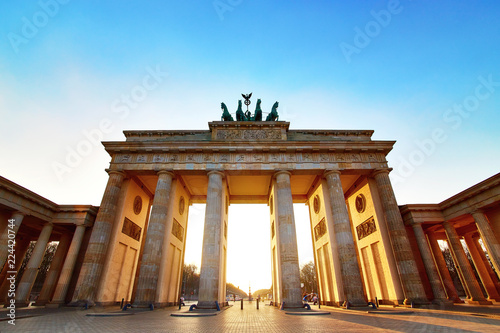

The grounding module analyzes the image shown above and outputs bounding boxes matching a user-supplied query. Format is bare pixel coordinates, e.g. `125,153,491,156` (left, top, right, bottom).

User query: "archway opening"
182,203,314,301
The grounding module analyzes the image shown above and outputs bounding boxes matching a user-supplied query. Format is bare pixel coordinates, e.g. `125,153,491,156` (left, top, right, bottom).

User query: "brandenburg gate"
67,97,430,309
2,98,499,309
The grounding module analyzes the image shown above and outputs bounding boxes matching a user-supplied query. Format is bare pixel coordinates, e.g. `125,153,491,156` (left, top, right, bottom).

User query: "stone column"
0,211,25,269
442,221,491,304
49,224,87,306
15,223,53,306
427,233,462,303
411,224,450,304
464,234,500,301
471,210,500,277
373,169,428,304
472,236,500,295
198,171,225,309
0,237,30,304
35,233,72,305
133,170,174,307
273,171,302,308
70,170,125,305
324,170,366,306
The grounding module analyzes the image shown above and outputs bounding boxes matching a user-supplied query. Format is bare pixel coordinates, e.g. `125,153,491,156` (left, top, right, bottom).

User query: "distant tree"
181,264,200,300
16,241,58,293
300,261,317,295
252,287,272,299
226,283,248,299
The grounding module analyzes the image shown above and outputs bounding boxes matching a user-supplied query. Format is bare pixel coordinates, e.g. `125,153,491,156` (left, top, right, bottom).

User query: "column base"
449,297,465,303
67,299,96,307
466,299,493,305
403,298,431,306
343,300,368,307
33,300,49,306
46,302,64,308
132,300,156,308
11,301,30,308
487,297,500,302
281,301,306,309
431,299,454,306
196,301,219,309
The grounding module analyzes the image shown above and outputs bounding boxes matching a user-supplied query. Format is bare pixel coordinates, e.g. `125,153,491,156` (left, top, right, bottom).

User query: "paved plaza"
1,301,499,333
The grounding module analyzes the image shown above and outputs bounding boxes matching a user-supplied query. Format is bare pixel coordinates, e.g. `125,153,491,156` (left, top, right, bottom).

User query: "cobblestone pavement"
0,301,499,333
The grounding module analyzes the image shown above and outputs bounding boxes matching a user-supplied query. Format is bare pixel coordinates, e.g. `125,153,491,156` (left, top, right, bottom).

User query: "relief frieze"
215,129,282,141
112,151,386,168
356,216,377,240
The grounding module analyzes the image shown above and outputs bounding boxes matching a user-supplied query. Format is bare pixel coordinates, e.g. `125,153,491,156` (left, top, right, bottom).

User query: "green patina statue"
220,96,279,122
265,101,279,121
221,102,234,121
235,100,246,121
254,99,263,121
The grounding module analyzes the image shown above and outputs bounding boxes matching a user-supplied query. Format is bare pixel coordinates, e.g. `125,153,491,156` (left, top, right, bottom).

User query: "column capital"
207,170,225,178
442,220,453,227
106,169,126,177
11,211,26,217
157,169,175,177
274,170,292,178
323,169,341,178
371,168,393,178
470,208,485,216
410,221,424,229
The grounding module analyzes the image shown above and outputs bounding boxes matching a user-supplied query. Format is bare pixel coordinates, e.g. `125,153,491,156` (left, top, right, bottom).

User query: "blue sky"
1,0,499,291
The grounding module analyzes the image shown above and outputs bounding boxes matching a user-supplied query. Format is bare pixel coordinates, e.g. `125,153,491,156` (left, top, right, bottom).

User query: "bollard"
120,298,124,309
318,296,321,309
215,301,220,311
368,302,377,309
149,303,154,311
241,299,243,310
179,298,182,310
280,302,285,310
189,304,197,311
375,297,379,308
122,303,132,311
84,303,88,310
411,301,414,308
257,298,259,310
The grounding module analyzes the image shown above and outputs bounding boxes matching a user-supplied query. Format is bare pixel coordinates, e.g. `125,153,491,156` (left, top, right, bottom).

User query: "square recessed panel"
183,175,209,196
227,175,271,196
340,175,360,193
290,175,317,196
137,175,159,194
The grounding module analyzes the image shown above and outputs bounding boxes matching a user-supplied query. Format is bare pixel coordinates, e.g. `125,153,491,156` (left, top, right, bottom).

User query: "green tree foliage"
16,241,58,293
252,287,272,299
300,261,317,294
181,264,200,300
226,283,248,298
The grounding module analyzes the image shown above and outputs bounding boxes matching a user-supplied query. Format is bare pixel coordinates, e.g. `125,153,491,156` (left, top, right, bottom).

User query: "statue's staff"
242,93,252,113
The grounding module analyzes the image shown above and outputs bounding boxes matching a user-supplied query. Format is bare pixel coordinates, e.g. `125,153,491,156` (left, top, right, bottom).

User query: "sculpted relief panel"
113,152,387,169
215,129,282,140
